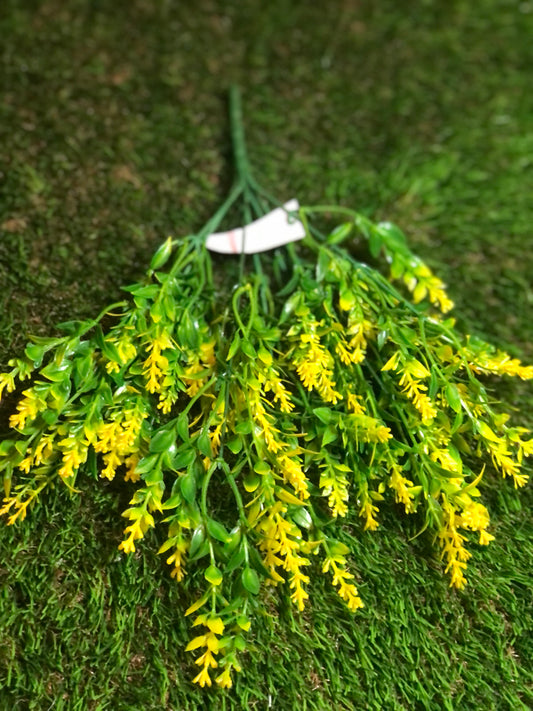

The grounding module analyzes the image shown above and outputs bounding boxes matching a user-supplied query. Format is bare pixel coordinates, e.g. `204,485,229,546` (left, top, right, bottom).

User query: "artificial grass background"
1,1,532,708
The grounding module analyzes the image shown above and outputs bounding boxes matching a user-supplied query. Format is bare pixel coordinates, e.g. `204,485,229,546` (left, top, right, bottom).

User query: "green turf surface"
1,1,532,708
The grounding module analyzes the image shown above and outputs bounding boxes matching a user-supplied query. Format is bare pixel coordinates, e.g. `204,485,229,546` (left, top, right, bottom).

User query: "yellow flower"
359,500,379,531
9,389,43,429
215,666,233,689
58,437,88,480
346,392,365,415
295,328,341,403
389,468,416,513
296,359,320,390
192,666,212,688
279,454,309,500
263,371,294,413
199,340,216,366
381,351,401,372
323,555,364,612
0,371,16,401
143,332,173,393
105,360,121,374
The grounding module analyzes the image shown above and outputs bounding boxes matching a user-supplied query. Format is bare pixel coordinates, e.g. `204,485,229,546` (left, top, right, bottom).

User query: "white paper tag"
205,199,304,254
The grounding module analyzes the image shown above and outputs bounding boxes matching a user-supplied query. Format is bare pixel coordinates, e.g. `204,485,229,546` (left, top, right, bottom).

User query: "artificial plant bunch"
1,88,531,689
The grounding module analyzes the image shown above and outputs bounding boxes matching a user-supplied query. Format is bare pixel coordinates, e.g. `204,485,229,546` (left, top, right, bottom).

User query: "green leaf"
24,344,45,366
150,237,173,270
322,426,337,446
0,440,14,457
226,437,242,454
3,465,13,497
291,507,312,530
248,547,272,579
180,473,196,504
257,346,273,366
243,472,260,492
176,413,189,442
74,353,93,383
234,420,252,435
445,384,462,413
241,341,257,359
188,539,210,562
161,493,182,510
279,291,302,324
368,229,383,258
242,567,260,595
390,255,405,280
377,329,388,350
313,407,333,425
41,410,59,425
177,311,198,349
172,447,196,469
50,379,71,405
207,518,230,543
41,361,72,382
316,249,331,282
134,454,160,475
226,334,241,361
225,545,246,573
327,222,353,245
150,428,176,453
376,221,407,248
189,526,205,557
150,301,164,323
122,283,159,299
144,467,163,485
205,565,223,586
197,430,212,458
429,370,439,399
329,540,350,556
223,527,242,555
163,294,177,322
157,537,176,555
253,461,270,475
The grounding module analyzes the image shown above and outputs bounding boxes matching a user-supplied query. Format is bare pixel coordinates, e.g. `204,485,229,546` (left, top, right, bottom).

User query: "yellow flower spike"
165,539,189,581
101,450,122,481
215,666,233,689
195,649,219,669
9,389,44,429
381,350,401,372
118,535,137,555
192,666,212,688
124,455,141,483
278,455,310,500
388,468,416,513
58,438,88,480
0,371,17,400
18,456,33,474
346,392,365,415
359,499,379,531
0,496,17,519
105,360,121,375
199,340,216,366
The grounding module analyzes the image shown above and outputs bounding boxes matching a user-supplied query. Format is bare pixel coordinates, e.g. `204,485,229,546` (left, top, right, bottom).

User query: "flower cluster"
1,189,531,689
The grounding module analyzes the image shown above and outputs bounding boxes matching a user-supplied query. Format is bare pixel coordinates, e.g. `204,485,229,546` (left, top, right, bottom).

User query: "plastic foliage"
1,87,531,689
